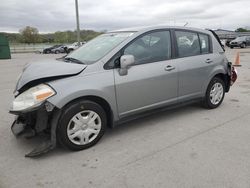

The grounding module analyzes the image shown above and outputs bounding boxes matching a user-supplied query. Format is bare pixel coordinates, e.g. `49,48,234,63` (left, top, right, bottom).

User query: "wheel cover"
209,82,223,105
67,110,101,145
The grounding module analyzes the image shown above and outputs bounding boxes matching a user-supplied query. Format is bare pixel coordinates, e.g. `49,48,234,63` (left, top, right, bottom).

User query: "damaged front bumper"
10,102,61,158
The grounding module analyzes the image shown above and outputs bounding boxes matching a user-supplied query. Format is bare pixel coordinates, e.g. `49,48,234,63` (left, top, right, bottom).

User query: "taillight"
231,66,237,85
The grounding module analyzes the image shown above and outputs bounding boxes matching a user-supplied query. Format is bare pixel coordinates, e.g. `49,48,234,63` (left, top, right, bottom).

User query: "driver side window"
123,30,171,65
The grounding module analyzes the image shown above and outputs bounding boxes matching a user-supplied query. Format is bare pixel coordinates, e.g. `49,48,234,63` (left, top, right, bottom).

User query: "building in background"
214,29,250,39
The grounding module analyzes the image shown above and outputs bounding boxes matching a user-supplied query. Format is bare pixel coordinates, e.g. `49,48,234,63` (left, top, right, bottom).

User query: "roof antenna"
184,22,188,27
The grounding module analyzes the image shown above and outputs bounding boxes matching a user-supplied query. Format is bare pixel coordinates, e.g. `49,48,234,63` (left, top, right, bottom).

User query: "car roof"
109,25,211,35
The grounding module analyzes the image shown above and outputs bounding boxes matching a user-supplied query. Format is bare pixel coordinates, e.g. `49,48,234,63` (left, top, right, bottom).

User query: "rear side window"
175,31,200,57
199,34,210,54
124,30,171,65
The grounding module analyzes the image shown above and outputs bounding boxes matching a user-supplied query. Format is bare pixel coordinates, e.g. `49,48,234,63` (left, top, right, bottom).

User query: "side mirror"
119,55,135,76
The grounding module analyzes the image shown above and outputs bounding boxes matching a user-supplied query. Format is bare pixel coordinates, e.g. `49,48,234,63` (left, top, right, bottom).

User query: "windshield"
66,32,134,64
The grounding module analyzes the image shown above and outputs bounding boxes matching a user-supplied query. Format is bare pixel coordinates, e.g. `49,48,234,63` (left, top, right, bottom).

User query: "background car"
43,44,63,54
66,42,85,53
225,39,233,47
51,45,67,54
230,36,250,48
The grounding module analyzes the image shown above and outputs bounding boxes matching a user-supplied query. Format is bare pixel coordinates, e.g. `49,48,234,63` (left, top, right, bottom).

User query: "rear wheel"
202,77,225,109
57,100,107,151
55,50,60,54
241,43,246,48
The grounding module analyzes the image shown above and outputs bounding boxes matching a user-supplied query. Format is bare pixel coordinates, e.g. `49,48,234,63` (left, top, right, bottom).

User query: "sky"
0,0,249,33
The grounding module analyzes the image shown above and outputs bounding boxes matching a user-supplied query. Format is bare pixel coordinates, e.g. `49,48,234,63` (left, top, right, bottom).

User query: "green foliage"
53,30,103,43
235,28,250,32
54,31,72,43
1,26,103,44
80,30,102,42
0,32,22,43
19,26,40,44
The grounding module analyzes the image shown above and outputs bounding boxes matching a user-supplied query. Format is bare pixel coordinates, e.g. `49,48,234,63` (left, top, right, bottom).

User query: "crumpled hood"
16,59,87,91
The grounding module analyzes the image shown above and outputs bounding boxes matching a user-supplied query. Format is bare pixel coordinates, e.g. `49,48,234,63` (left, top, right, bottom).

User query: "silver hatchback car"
10,26,237,157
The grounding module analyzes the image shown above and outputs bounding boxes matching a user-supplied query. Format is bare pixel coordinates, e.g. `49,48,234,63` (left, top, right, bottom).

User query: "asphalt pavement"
0,49,250,188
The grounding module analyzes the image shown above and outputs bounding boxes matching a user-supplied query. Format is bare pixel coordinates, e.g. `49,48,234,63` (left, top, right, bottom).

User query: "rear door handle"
205,59,213,64
165,65,175,71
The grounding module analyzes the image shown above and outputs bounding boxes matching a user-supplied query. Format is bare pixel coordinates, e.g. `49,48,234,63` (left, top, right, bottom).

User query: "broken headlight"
11,84,55,112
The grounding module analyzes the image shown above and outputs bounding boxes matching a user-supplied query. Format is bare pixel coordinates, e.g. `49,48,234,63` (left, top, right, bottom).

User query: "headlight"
11,84,55,112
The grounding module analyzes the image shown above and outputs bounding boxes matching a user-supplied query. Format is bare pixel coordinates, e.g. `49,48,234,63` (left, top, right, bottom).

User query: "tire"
202,77,225,109
230,46,234,49
57,100,107,151
55,50,60,54
241,43,246,48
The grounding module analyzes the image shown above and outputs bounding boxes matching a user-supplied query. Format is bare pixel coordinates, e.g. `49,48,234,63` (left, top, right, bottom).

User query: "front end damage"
10,102,61,157
9,60,87,157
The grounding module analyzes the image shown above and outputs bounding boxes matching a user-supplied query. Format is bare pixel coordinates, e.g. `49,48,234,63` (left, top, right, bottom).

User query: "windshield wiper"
64,57,84,64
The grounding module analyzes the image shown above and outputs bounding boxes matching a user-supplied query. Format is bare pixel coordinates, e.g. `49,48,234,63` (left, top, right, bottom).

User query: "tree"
19,26,40,44
54,31,75,43
235,28,249,32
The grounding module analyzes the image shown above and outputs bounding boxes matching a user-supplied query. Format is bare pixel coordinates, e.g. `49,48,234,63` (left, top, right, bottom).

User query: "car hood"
15,59,87,92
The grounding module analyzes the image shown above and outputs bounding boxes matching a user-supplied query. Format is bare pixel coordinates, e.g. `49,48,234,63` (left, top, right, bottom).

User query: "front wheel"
57,100,107,151
202,77,225,109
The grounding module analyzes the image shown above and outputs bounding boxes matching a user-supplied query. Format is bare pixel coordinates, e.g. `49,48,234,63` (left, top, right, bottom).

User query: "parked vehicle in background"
43,45,63,54
225,39,233,47
230,36,250,48
66,42,85,53
9,26,237,157
51,45,67,54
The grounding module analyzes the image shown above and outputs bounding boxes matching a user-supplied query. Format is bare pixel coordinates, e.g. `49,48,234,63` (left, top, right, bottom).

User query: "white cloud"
0,0,249,32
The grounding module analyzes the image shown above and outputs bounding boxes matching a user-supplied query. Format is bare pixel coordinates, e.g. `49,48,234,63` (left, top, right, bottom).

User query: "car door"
113,30,178,118
174,30,217,101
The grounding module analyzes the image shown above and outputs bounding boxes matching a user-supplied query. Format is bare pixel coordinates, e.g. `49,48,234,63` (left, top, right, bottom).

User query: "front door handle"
165,65,175,71
205,59,213,64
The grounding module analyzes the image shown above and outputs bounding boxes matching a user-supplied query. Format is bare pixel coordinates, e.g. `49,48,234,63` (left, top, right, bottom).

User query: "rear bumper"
227,61,237,87
231,66,237,85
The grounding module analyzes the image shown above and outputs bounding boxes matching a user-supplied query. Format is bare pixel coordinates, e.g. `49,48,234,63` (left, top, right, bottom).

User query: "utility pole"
75,0,80,46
